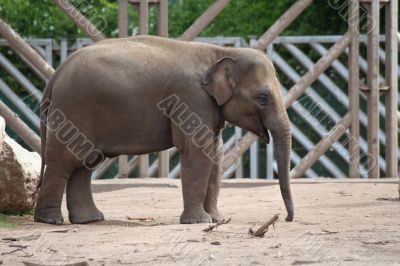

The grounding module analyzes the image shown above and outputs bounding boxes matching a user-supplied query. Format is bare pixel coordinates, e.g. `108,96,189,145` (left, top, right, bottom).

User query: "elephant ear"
202,57,236,106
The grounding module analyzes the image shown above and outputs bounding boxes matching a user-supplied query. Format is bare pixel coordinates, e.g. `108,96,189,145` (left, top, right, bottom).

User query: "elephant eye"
258,94,268,106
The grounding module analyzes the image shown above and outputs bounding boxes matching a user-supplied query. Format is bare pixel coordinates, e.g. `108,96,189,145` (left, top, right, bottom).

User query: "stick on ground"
1,246,27,256
203,217,232,232
126,216,155,222
23,261,89,266
249,214,279,237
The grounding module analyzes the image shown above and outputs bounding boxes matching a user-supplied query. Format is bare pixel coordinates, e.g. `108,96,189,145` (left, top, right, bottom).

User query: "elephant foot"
180,208,212,224
206,209,225,223
34,207,64,225
69,209,104,224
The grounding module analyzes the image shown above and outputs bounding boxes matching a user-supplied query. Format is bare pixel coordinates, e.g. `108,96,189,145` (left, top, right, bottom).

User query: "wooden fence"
0,0,398,180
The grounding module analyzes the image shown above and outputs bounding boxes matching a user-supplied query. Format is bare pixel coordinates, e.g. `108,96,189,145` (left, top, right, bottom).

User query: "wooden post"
118,155,128,178
266,140,274,179
384,0,398,178
234,127,243,178
116,0,129,178
158,150,169,177
122,0,167,177
366,1,380,178
348,0,360,178
139,0,149,35
157,0,168,37
118,0,129,38
158,0,169,177
139,0,149,176
139,154,149,177
250,141,258,179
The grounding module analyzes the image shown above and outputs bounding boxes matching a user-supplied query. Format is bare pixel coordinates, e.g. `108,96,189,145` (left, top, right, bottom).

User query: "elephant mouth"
257,117,270,144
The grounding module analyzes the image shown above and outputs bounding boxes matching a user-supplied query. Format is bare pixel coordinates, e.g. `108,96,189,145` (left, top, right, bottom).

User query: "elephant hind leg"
66,167,104,224
34,163,72,225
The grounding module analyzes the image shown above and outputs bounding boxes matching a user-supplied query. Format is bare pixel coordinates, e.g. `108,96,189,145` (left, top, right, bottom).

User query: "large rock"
0,116,41,212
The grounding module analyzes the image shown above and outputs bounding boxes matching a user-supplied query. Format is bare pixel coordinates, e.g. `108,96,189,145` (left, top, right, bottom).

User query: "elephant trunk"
270,115,293,221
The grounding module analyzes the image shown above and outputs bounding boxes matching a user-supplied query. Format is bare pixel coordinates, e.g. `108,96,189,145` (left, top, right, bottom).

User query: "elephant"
34,35,293,225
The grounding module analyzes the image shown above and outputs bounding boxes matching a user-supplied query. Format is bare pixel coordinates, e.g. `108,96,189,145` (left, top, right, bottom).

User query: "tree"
0,1,347,39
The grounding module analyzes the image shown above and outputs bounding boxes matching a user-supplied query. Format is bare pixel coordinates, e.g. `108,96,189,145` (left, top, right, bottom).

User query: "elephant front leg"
180,149,213,224
204,136,225,222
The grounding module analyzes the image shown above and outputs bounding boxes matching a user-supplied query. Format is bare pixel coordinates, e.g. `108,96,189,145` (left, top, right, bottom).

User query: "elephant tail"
37,73,56,188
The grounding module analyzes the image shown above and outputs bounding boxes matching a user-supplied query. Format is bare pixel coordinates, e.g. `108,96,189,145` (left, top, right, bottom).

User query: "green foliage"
0,210,32,229
0,208,34,216
169,1,347,38
0,215,16,228
0,0,347,39
0,0,119,39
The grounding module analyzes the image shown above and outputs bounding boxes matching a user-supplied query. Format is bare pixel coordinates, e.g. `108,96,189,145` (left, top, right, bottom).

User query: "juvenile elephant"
34,36,293,225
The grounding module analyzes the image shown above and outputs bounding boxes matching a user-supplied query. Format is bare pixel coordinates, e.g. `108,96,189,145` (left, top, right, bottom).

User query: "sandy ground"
0,178,399,266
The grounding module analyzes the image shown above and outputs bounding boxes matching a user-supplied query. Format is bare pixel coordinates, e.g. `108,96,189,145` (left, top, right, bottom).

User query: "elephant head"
202,50,294,221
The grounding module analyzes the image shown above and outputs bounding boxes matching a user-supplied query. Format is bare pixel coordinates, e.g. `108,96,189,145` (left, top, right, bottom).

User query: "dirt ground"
0,178,399,266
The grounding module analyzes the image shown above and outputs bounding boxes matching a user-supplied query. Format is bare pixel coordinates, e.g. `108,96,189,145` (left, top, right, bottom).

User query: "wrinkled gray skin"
34,36,293,225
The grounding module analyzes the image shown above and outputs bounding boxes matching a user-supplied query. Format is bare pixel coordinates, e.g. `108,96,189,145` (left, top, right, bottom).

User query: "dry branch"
321,229,338,234
23,261,89,266
361,240,390,245
126,216,155,222
203,217,232,232
249,214,279,237
48,229,69,233
1,237,18,242
1,247,26,255
1,244,28,256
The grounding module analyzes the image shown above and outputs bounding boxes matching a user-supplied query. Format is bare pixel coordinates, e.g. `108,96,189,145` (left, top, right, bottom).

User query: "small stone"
209,255,216,260
187,239,200,242
210,241,221,245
